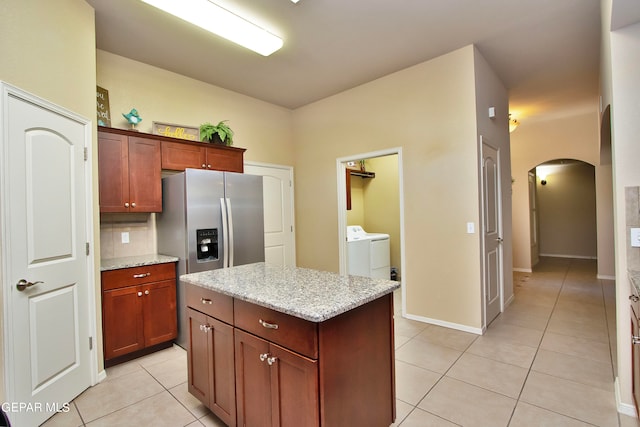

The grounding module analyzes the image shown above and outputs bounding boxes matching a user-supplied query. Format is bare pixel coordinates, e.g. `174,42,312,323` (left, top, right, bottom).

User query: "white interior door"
481,137,502,326
1,84,93,426
244,163,296,266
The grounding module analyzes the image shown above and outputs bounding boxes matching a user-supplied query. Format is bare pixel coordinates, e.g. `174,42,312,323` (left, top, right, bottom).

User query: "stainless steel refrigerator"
156,168,265,348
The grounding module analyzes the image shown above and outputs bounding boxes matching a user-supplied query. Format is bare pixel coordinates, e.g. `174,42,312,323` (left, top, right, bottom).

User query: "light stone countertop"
180,262,400,323
100,254,179,271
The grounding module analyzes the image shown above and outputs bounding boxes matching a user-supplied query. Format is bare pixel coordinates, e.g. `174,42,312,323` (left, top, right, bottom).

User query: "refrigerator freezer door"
185,169,226,273
224,172,265,266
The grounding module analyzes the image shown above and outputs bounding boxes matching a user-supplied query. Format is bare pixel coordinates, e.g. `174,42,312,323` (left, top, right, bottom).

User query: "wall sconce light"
541,179,547,185
509,114,520,133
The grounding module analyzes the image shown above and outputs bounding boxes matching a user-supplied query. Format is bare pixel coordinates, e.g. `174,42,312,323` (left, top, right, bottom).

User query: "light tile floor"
42,257,639,426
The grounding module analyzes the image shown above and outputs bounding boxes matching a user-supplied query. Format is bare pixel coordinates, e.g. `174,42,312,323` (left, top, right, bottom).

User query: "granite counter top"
180,262,400,322
100,254,179,271
630,270,640,295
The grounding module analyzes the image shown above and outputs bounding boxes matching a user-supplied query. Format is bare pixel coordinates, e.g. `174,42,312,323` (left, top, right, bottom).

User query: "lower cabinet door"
103,286,144,360
143,279,177,347
187,309,211,406
235,329,273,427
234,329,319,427
269,343,319,427
187,308,236,426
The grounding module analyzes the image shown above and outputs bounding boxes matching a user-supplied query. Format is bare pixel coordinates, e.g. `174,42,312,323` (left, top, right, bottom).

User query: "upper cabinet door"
98,131,162,213
98,131,130,212
128,136,162,212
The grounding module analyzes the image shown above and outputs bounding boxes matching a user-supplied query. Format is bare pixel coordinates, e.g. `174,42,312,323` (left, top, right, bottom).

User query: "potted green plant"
199,120,234,146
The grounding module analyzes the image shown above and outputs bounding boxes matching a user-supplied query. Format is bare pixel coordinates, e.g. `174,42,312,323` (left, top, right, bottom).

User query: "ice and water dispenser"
196,228,218,261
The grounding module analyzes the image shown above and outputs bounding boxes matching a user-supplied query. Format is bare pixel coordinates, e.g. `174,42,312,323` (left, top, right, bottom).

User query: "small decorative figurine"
122,108,142,130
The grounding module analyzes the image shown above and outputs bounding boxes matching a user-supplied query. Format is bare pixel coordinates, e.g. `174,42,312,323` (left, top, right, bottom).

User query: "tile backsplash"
100,213,156,259
626,186,640,270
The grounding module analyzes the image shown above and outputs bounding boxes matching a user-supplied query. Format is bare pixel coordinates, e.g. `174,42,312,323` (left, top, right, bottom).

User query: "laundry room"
346,154,401,280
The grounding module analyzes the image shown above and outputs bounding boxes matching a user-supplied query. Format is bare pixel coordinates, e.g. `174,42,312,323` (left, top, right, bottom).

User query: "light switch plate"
632,228,640,247
466,222,475,234
121,231,130,244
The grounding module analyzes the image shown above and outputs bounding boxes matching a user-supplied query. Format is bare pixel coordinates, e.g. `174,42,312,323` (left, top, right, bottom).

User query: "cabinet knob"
144,290,150,295
207,164,212,169
131,202,136,208
259,353,269,362
630,295,639,302
202,164,206,168
200,324,211,333
634,336,640,345
259,319,279,330
137,291,143,297
267,356,277,366
124,202,130,208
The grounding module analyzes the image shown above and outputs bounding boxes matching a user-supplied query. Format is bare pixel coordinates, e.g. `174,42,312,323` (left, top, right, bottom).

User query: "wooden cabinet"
102,263,177,363
161,140,245,172
186,283,395,427
235,329,318,427
187,307,236,427
98,130,162,213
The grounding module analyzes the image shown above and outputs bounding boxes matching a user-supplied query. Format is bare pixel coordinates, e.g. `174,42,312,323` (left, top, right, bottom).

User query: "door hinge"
84,147,88,161
89,336,93,350
86,242,90,256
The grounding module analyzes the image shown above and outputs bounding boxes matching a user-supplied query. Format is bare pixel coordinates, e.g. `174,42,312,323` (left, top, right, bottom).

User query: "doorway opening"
528,159,597,265
336,147,405,303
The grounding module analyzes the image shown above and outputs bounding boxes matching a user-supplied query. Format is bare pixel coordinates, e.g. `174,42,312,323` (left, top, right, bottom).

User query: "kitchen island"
181,262,400,427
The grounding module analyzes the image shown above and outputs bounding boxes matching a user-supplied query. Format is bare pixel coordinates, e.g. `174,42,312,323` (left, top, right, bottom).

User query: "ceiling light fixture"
509,114,520,133
140,0,283,56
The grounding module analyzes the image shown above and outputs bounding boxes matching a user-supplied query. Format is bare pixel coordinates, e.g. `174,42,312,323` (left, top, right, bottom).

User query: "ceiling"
88,0,613,123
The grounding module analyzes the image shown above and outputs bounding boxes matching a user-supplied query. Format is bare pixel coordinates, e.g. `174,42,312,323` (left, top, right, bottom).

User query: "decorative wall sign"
152,122,199,141
96,86,111,126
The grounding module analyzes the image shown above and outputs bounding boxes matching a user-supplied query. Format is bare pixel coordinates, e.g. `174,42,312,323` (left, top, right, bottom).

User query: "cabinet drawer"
186,284,233,325
234,299,318,359
102,263,176,291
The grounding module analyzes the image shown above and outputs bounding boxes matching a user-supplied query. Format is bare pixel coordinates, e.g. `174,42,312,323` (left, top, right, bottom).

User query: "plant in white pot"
200,120,234,145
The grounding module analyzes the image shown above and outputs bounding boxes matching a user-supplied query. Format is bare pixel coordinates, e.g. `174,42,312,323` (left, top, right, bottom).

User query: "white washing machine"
347,225,390,279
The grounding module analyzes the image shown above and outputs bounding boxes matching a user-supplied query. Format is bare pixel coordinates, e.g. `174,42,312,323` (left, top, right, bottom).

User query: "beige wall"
0,0,98,397
293,45,505,330
608,11,640,413
536,162,597,258
510,111,607,272
97,50,294,166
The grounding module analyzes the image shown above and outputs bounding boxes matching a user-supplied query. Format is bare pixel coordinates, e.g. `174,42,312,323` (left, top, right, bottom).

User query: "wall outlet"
121,231,130,244
632,228,640,248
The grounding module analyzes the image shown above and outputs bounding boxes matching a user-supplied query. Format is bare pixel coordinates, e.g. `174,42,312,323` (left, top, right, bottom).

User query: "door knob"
16,279,43,292
495,237,503,243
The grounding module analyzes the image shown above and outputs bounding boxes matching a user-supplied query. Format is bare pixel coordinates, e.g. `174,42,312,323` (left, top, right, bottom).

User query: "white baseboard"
615,377,638,417
402,312,483,335
96,369,107,383
539,253,597,260
513,267,532,273
598,274,616,280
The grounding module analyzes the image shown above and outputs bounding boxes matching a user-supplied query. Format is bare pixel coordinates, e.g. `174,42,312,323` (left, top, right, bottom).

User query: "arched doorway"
528,159,597,265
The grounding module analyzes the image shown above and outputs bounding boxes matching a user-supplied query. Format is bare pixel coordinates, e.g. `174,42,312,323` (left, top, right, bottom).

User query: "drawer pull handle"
201,298,213,305
267,356,277,366
133,273,151,278
259,319,279,330
259,353,269,362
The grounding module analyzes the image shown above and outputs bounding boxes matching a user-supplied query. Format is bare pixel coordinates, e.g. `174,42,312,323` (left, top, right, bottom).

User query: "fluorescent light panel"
140,0,283,56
